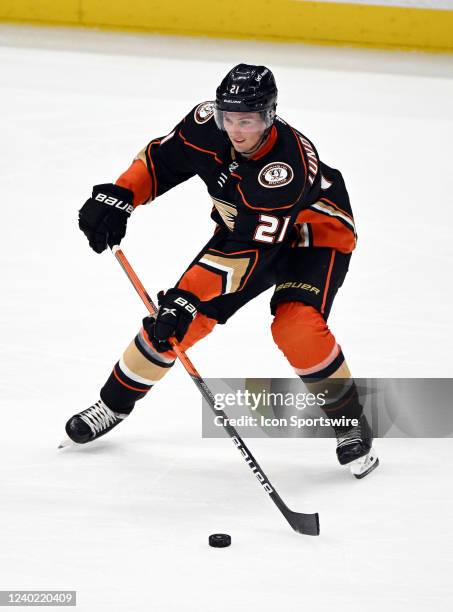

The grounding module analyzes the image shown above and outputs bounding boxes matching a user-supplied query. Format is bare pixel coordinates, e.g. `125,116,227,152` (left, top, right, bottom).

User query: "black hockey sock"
100,361,153,415
302,377,363,432
319,379,363,432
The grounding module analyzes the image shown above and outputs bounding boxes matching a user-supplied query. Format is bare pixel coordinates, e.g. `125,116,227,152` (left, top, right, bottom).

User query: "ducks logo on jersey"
194,102,215,124
258,162,294,188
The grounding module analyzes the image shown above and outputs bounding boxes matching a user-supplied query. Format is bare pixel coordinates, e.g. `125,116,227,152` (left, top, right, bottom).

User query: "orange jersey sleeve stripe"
295,209,356,253
116,159,153,207
320,197,354,223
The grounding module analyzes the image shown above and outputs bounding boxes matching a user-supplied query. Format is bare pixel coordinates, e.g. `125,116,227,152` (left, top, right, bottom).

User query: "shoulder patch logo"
258,162,294,189
194,101,215,124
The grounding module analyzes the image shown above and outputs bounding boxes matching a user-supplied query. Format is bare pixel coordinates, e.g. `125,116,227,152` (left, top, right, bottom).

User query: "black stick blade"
285,509,320,536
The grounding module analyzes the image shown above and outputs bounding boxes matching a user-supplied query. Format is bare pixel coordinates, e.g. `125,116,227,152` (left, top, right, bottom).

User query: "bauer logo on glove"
78,183,134,253
94,191,134,215
143,289,200,352
174,296,198,318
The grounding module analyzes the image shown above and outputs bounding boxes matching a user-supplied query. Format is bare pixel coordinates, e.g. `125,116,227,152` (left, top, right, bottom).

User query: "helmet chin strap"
238,127,271,158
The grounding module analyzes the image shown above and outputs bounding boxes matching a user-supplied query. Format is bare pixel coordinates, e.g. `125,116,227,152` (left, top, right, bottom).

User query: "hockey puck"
209,533,231,548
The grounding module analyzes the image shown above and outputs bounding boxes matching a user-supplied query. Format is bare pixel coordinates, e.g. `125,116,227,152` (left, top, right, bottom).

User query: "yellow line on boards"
1,1,453,52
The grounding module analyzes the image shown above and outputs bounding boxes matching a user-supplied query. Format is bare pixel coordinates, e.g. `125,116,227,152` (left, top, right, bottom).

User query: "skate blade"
353,457,379,479
57,436,79,449
350,448,379,479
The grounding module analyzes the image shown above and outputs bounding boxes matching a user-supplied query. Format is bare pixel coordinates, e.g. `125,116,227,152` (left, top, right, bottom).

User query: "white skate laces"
336,431,362,448
79,400,126,435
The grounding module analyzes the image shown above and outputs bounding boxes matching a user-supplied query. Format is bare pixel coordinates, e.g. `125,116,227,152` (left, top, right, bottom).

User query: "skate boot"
62,399,129,446
335,414,379,479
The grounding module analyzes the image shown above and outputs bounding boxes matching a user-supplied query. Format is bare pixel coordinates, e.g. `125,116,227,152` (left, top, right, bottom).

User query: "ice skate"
335,415,379,479
59,399,129,448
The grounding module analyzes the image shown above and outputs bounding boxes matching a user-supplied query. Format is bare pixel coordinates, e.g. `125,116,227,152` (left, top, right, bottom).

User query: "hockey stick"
111,245,320,536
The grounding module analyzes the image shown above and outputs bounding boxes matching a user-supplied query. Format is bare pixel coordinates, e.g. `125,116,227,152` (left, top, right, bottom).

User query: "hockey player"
65,64,378,478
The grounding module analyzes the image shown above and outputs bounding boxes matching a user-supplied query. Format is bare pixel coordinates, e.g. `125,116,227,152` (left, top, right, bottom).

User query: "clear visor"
214,109,274,132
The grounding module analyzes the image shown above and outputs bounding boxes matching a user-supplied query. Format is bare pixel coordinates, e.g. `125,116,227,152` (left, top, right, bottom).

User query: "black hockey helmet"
214,64,277,130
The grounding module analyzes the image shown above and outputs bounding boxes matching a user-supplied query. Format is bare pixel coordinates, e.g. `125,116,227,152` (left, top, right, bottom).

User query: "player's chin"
232,141,250,152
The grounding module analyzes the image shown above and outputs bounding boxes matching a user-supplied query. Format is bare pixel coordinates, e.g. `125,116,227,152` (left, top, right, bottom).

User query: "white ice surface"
0,24,452,612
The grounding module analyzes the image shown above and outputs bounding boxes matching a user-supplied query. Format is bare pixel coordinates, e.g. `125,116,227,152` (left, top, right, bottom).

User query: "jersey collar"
250,125,278,161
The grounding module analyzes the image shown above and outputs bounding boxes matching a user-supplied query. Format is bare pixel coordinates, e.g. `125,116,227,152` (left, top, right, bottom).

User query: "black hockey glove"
143,289,200,352
78,183,134,253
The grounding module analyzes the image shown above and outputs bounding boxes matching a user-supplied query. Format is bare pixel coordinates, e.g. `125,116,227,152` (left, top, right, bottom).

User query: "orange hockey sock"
271,302,345,379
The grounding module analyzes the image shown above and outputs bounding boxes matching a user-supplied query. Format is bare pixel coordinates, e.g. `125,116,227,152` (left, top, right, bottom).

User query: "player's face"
223,112,266,154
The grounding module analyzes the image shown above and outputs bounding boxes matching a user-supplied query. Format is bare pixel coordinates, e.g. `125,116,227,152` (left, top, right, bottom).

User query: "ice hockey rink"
1,23,452,611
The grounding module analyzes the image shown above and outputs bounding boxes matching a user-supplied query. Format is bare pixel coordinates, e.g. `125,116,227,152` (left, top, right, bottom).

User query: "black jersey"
118,101,356,255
